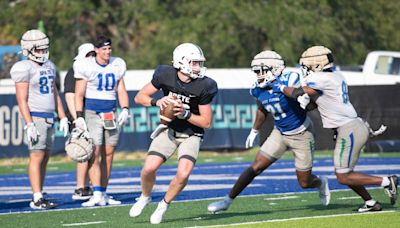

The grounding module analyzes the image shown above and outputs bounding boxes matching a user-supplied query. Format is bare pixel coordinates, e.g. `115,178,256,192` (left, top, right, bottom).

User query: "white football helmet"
20,29,49,63
251,50,285,88
65,129,95,163
173,43,206,79
299,46,334,76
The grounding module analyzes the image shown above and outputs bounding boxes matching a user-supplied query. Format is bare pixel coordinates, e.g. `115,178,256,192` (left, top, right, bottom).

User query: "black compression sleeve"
228,167,258,199
289,87,305,99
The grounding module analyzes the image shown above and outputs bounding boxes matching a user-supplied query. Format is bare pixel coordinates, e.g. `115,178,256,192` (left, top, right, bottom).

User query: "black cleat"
384,175,398,205
358,201,382,213
72,187,93,200
30,198,57,210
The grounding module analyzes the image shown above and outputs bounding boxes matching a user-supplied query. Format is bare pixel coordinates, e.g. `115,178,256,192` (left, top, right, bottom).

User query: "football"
159,96,179,125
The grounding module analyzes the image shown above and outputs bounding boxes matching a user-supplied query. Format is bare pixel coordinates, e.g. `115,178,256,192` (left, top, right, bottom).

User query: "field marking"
263,195,299,201
185,210,400,228
62,221,106,226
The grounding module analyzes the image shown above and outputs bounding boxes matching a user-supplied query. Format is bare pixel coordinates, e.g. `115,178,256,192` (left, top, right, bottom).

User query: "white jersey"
305,71,357,128
10,60,57,113
73,56,126,112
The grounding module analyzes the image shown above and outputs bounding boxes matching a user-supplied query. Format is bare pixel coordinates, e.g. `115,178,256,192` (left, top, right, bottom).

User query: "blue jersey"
250,72,308,135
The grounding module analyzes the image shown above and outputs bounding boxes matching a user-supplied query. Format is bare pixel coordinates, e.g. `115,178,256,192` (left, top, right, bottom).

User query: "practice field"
0,153,399,227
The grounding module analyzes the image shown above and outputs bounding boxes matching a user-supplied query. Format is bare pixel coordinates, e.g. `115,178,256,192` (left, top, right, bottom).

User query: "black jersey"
151,65,218,135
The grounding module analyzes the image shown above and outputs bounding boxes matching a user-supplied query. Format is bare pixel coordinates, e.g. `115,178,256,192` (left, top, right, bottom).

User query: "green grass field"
1,150,399,227
0,189,398,227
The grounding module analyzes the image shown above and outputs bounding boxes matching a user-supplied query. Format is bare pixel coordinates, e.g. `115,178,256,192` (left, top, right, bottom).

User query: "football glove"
297,94,311,109
59,117,70,137
245,129,259,148
117,108,130,127
74,117,87,131
25,122,40,145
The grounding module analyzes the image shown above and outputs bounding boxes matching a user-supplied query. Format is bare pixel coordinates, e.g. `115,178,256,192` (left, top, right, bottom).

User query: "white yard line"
62,221,106,226
185,210,400,228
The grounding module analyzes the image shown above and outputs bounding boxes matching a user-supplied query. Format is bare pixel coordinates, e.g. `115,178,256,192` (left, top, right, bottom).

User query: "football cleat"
384,175,398,205
103,193,121,205
72,187,93,200
207,196,233,213
150,200,169,224
30,198,57,210
81,194,106,207
358,201,382,213
318,176,331,206
129,195,151,217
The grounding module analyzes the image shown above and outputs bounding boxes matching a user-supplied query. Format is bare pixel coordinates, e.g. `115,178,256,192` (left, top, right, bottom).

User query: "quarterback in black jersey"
131,43,218,224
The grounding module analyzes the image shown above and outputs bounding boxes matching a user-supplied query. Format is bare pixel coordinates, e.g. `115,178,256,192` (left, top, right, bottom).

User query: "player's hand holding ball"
159,96,178,124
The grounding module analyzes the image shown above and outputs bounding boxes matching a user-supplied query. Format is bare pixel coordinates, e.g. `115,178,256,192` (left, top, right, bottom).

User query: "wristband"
150,98,158,107
122,107,129,111
76,111,84,118
184,110,192,120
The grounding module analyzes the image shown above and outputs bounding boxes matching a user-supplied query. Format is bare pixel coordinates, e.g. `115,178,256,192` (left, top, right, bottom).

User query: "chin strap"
364,121,387,137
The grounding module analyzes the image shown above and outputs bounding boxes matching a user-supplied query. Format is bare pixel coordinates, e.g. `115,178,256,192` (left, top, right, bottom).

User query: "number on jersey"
265,103,287,120
39,75,54,94
97,73,116,91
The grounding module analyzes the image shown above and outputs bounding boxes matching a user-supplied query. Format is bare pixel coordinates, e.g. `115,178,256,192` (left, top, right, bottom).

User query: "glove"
364,121,387,137
245,129,259,148
297,94,310,109
271,82,285,93
73,117,87,131
177,109,191,120
117,108,130,127
25,122,40,145
150,124,168,139
59,117,70,137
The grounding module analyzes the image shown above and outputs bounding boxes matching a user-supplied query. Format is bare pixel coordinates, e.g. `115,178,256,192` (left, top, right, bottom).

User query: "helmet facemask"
251,50,285,88
21,30,49,63
173,43,207,79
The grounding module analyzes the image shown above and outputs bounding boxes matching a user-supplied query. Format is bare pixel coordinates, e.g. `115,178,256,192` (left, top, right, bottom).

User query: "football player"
64,43,96,200
279,45,398,212
131,43,218,224
74,36,130,207
10,29,69,209
207,50,330,213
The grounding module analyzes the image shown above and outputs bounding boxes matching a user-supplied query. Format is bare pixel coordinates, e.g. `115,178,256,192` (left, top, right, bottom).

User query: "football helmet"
173,43,206,79
20,29,49,63
65,129,95,163
299,46,334,76
251,50,285,88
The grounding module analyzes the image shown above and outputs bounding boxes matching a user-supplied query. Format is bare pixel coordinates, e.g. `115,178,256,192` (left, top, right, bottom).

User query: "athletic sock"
33,192,43,202
381,177,390,187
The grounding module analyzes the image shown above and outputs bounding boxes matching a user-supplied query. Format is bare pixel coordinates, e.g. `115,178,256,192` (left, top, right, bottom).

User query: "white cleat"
319,176,331,206
104,193,121,205
129,195,151,217
150,200,169,224
207,196,233,213
81,194,106,207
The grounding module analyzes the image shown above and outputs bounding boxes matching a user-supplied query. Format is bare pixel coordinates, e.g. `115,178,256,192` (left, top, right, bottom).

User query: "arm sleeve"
287,72,301,88
64,68,75,93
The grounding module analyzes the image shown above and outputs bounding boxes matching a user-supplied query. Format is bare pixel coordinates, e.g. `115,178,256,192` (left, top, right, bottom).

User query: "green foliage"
1,0,399,69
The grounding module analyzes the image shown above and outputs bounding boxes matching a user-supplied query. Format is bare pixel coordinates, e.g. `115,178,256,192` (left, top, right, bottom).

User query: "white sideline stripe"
264,195,299,200
62,221,106,226
185,211,400,228
337,196,361,200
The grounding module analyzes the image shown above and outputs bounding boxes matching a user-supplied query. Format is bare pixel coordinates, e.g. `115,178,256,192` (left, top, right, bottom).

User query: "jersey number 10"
97,73,116,91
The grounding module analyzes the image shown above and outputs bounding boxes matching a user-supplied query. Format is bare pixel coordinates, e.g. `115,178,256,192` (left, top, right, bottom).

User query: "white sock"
93,191,102,198
140,194,150,200
33,192,43,202
365,199,376,206
381,177,390,187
